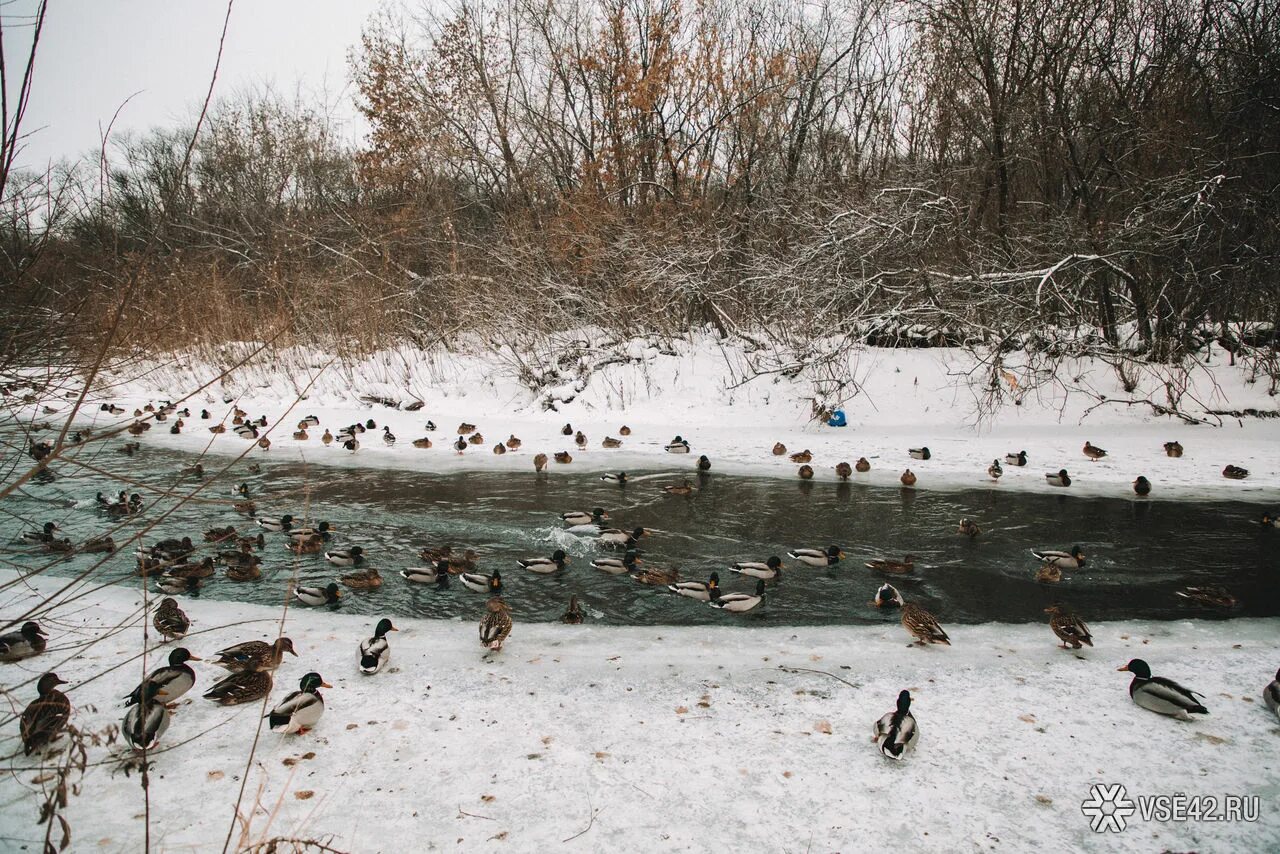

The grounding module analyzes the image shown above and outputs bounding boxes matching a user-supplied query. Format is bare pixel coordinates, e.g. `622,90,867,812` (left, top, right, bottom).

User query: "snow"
2,570,1278,852
33,335,1279,501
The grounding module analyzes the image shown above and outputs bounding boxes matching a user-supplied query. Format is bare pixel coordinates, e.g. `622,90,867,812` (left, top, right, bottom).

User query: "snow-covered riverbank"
1,571,1277,852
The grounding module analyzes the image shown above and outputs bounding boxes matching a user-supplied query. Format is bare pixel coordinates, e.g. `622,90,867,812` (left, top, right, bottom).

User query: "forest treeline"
2,0,1277,368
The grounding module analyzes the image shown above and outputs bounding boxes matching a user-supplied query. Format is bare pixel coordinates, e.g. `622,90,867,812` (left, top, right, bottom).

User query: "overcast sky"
3,0,381,171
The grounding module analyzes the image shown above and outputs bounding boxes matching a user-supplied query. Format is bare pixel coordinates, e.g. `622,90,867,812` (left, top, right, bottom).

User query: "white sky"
2,0,383,171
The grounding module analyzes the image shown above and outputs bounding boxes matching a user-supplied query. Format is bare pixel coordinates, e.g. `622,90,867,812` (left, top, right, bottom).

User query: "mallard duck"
401,561,450,587
21,522,59,543
124,683,171,748
150,536,195,559
561,508,609,526
204,670,273,706
383,426,396,446
797,464,814,480
364,419,376,430
1083,441,1107,461
288,534,325,555
1035,564,1062,583
665,436,690,454
256,514,294,532
835,461,852,479
1175,586,1238,607
492,443,506,455
561,595,584,624
325,546,365,567
602,436,622,449
505,434,521,450
418,544,452,562
360,618,398,674
518,549,570,574
560,423,573,436
233,500,256,515
534,453,548,471
788,545,844,567
901,602,949,645
343,437,360,451
1118,659,1207,719
554,451,573,464
451,436,467,453
136,555,167,577
1223,464,1249,480
292,429,309,441
957,518,981,538
44,538,75,554
236,532,265,551
468,432,485,445
900,469,917,486
446,549,480,573
298,415,320,428
1044,605,1092,649
125,647,201,707
21,673,70,755
855,457,871,473
663,479,696,495
1164,441,1183,458
599,526,646,547
168,557,215,581
295,582,341,606
209,424,227,435
413,437,433,448
268,672,331,734
128,421,149,436
221,551,263,579
772,442,787,456
321,429,333,445
1005,450,1027,466
341,567,383,589
1031,546,1085,569
460,569,502,594
0,622,47,661
909,447,931,461
619,425,631,436
865,554,916,573
458,422,478,435
180,462,203,478
289,522,331,541
789,449,812,464
988,459,1003,480
633,564,680,586
234,423,259,440
153,597,191,639
156,576,202,595
1261,511,1280,528
1264,669,1279,721
872,582,903,608
709,578,765,613
205,525,237,543
200,409,211,420
872,690,919,760
600,471,627,485
575,430,588,449
730,556,782,580
480,597,513,651
696,454,711,471
102,403,126,415
669,572,720,601
211,637,297,673
82,534,116,553
1045,469,1071,487
591,550,641,575
1133,476,1151,496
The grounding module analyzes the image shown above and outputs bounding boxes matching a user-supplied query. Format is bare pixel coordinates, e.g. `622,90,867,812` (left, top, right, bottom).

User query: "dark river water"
2,441,1277,626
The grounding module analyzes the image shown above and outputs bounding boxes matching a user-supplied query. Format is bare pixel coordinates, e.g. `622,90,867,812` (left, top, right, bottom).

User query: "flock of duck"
7,403,1279,762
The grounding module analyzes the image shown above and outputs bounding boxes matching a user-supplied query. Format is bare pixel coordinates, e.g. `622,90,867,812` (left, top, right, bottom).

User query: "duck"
1223,465,1249,480
561,508,609,526
341,567,383,590
957,518,981,538
102,403,126,415
663,479,696,495
1261,511,1280,528
125,647,201,707
480,598,513,651
668,572,720,601
1045,469,1071,487
561,596,585,624
901,602,949,645
294,582,342,606
789,449,812,464
205,525,237,543
1164,441,1183,458
1083,441,1107,461
835,461,852,480
418,544,452,563
602,436,623,449
82,535,116,553
1005,450,1027,466
909,447,931,461
619,426,631,436
1044,605,1093,649
383,426,396,446
729,556,782,580
1035,564,1062,583
633,564,680,586
534,453,548,471
468,432,485,445
364,419,376,430
1264,669,1279,721
236,532,266,551
200,409,211,420
794,464,812,480
560,423,573,436
517,549,570,574
708,578,765,613
321,429,333,445
600,472,627,485
287,534,326,555
554,451,573,464
1118,659,1208,719
492,443,506,455
21,522,59,543
153,597,191,639
209,423,227,435
266,671,331,735
665,436,690,454
772,442,787,456
410,436,432,449
502,434,520,450
446,549,480,573
256,514,294,532
401,561,451,587
359,618,398,674
21,673,71,755
575,430,588,449
234,423,259,440
298,415,320,429
872,690,919,760
988,459,1003,480
872,582,903,608
325,546,365,567
599,526,646,547
1032,546,1085,569
203,670,274,705
1175,585,1237,608
865,554,916,573
128,421,149,436
900,469,917,486
167,557,216,581
458,422,478,435
211,637,297,673
233,500,256,515
292,429,309,441
460,569,502,594
855,457,871,473
0,621,47,661
155,576,202,595
591,550,641,575
343,437,360,452
787,545,844,567
696,454,711,471
124,682,171,748
289,522,331,541
1133,476,1151,496
180,462,204,478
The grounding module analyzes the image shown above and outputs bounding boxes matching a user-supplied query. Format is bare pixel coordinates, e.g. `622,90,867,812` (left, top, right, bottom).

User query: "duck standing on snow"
295,582,341,606
575,430,588,449
1223,465,1249,480
1133,476,1151,496
124,682,171,749
730,556,782,580
533,453,548,472
1045,469,1071,487
21,673,71,755
835,461,852,480
900,469,917,486
788,545,844,567
505,434,520,449
772,442,787,456
518,549,570,574
697,455,711,471
561,508,609,526
321,429,333,445
268,672,331,734
909,447,931,461
1083,441,1107,461
1044,605,1093,649
0,622,47,662
872,690,919,760
325,546,365,567
708,578,765,613
480,598,513,651
554,451,573,464
204,670,274,706
855,457,871,473
1117,659,1208,719
798,464,814,480
665,436,690,454
988,459,1003,480
1032,546,1085,569
669,572,720,601
124,647,201,707
1006,450,1027,466
383,426,396,446
901,602,949,645
359,618,398,674
1164,441,1183,458
789,449,812,464
211,637,297,673
1264,669,1280,721
872,583,903,608
153,597,190,640
602,436,623,449
561,596,584,624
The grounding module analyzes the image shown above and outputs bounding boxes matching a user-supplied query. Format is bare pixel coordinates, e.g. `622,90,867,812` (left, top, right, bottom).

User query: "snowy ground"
25,336,1280,501
1,571,1277,852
